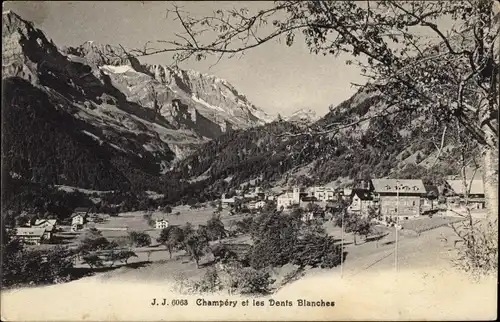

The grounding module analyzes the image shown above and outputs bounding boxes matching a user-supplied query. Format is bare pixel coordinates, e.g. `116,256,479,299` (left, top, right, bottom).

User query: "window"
412,201,416,206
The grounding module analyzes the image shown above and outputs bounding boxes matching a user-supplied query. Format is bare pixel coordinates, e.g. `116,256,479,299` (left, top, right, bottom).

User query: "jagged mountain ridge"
1,11,273,191
284,108,319,125
63,40,274,133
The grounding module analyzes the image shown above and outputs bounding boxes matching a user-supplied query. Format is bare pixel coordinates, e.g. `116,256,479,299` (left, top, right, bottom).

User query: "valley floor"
2,218,497,321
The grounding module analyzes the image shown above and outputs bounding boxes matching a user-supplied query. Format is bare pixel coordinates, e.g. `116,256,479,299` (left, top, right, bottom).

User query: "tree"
184,232,209,268
425,190,438,210
343,212,372,245
234,217,254,235
367,206,381,221
415,152,422,164
143,212,155,227
157,226,185,259
132,1,498,220
128,231,152,247
293,232,342,268
110,249,138,265
82,254,104,270
205,215,227,242
211,244,240,264
249,211,301,269
234,267,275,295
2,225,76,287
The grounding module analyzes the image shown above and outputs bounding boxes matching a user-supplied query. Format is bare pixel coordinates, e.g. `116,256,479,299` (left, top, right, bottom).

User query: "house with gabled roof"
33,219,57,230
445,180,485,209
371,179,427,220
14,227,52,245
349,189,374,216
71,208,89,231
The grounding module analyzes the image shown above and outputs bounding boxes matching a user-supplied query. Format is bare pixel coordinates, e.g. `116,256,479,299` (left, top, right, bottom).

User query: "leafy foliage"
184,231,210,268
1,226,75,287
248,210,341,269
157,226,185,258
233,267,275,295
128,231,152,247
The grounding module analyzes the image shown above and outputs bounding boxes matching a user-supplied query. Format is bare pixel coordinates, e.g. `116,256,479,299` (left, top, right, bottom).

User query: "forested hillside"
169,87,463,197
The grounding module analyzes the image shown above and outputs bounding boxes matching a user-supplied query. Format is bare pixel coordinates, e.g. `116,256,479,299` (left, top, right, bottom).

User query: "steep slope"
1,11,272,192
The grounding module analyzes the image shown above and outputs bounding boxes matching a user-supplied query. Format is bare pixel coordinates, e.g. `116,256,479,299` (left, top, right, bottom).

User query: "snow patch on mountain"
191,95,226,112
99,64,136,74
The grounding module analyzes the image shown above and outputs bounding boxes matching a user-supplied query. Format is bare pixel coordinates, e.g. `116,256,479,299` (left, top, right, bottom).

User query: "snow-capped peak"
285,108,319,124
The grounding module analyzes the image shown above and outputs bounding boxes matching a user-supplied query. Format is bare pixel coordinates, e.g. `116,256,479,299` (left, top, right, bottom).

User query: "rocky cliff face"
62,41,274,136
1,10,273,189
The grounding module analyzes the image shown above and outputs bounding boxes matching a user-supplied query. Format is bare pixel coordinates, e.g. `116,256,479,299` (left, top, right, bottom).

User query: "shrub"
191,267,223,293
248,210,342,269
452,217,498,279
234,267,275,295
2,240,75,287
128,231,151,247
293,234,342,268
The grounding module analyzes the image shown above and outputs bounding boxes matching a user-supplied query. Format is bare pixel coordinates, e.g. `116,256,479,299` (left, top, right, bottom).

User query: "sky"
3,1,368,117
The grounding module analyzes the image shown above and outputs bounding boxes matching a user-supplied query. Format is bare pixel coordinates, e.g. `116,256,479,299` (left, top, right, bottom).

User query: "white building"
14,227,50,245
221,194,236,208
248,200,266,210
155,219,169,229
244,187,264,199
71,214,86,226
343,187,353,197
277,187,301,210
255,200,266,209
307,186,336,202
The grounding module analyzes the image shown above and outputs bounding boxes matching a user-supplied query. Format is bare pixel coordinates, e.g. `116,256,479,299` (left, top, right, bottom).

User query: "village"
11,177,485,248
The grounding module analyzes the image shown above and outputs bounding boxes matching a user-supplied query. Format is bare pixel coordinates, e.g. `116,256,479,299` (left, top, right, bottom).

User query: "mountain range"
1,10,278,190
2,11,472,211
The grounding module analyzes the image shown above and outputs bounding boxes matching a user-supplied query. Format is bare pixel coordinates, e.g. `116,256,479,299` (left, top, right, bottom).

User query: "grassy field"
36,209,485,293
84,205,248,243
51,205,253,270
400,216,466,233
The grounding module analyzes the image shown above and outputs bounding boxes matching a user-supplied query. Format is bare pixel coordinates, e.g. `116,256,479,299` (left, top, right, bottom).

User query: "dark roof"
33,219,57,226
70,213,86,218
424,184,439,195
326,201,343,208
352,189,373,200
301,196,318,202
74,207,89,213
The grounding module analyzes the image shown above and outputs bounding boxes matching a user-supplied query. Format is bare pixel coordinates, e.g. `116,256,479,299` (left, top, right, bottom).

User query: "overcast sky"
4,1,368,117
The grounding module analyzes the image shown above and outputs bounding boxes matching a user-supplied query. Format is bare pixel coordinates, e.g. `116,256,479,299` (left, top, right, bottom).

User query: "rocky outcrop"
2,10,274,182
285,108,319,125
